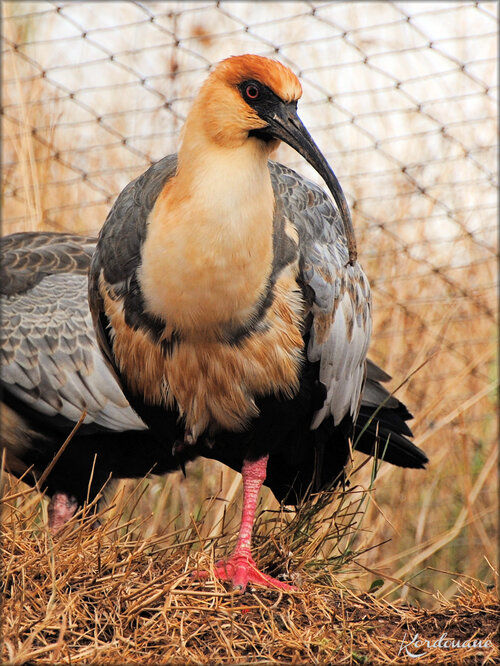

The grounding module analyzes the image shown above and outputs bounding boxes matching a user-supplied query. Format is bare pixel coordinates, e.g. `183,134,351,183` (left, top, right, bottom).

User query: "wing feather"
269,162,372,429
1,235,146,433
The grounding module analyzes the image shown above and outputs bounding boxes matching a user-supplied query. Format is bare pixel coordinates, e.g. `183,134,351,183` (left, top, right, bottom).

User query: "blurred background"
2,1,497,605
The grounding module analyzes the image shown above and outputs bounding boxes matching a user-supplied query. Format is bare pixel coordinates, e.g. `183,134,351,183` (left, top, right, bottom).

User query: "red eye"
245,84,260,99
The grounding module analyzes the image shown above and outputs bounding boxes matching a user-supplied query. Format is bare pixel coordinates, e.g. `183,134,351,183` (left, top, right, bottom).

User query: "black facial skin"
238,78,358,265
238,79,295,143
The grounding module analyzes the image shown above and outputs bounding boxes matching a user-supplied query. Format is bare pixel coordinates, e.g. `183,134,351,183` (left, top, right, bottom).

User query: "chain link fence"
2,1,497,596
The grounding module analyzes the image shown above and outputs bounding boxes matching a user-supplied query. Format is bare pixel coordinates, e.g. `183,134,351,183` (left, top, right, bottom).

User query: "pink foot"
48,492,78,532
213,552,294,592
195,455,295,592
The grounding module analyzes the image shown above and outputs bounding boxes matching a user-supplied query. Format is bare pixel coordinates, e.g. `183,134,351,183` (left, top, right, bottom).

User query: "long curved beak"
266,102,357,265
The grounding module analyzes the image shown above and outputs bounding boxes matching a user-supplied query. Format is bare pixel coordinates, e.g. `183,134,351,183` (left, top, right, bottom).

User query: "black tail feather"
354,403,428,469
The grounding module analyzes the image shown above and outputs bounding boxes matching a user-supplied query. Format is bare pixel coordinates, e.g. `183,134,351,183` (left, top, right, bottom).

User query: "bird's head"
183,54,357,263
192,54,302,151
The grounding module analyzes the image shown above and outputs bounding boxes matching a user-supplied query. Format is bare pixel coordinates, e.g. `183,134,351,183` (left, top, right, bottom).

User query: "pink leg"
213,455,294,592
48,492,78,533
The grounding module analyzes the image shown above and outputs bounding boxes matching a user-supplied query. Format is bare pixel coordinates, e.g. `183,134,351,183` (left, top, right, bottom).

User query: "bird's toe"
213,554,295,593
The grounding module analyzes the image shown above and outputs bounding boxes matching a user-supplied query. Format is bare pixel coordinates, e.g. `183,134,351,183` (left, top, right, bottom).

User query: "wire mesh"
1,1,498,596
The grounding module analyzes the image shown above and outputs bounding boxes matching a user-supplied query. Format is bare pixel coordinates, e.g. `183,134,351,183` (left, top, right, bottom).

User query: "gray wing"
270,162,372,428
88,155,179,372
1,231,96,296
1,233,146,432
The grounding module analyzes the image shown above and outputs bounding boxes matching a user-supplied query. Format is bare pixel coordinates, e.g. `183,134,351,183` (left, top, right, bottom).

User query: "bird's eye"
245,84,260,100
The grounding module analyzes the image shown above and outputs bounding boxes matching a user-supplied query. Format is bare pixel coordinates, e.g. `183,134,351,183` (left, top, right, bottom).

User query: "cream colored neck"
139,136,275,338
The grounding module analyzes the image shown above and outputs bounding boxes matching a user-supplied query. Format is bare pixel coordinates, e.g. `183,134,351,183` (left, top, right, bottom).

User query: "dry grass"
1,475,498,665
1,5,498,664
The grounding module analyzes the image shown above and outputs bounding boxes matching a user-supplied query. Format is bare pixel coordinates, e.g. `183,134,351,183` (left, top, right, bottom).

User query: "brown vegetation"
1,476,498,665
